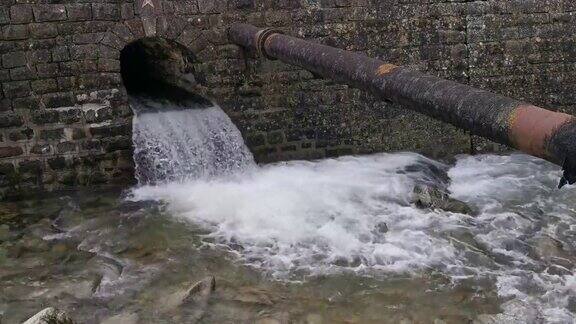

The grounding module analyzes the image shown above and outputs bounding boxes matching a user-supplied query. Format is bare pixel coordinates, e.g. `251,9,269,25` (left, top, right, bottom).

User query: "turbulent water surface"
2,97,576,323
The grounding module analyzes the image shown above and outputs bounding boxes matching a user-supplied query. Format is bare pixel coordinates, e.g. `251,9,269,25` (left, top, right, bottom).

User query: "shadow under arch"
119,37,212,108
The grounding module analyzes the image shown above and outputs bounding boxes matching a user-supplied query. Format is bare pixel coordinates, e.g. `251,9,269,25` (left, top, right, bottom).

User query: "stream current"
1,96,576,323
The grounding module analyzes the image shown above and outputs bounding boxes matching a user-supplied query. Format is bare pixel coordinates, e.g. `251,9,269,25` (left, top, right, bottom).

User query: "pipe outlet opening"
120,37,211,107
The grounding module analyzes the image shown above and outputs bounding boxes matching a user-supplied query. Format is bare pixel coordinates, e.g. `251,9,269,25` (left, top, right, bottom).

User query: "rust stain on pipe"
228,23,576,188
376,64,398,76
509,105,573,159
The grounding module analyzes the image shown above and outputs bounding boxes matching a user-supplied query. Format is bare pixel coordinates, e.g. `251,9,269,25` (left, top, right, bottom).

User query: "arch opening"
120,37,211,107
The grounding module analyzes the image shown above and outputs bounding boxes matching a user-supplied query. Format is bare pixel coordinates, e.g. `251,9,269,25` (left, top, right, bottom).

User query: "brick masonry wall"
0,0,575,199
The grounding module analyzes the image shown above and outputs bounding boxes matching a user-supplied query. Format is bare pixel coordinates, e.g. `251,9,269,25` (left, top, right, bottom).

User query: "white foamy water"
131,152,576,323
132,153,459,275
127,96,576,323
130,96,255,185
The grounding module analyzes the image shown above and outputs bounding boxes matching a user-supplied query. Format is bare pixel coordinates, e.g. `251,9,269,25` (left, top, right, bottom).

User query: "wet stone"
546,264,572,276
376,222,389,234
157,276,216,313
22,307,73,324
411,184,475,215
0,146,23,158
101,312,139,324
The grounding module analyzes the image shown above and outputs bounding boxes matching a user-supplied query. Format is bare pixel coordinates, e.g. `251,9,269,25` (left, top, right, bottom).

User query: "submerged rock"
100,312,139,324
157,276,216,313
232,287,275,306
411,184,475,215
22,307,73,324
375,222,389,234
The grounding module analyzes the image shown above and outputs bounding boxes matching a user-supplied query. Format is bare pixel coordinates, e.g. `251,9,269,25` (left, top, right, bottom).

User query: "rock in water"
22,307,73,324
412,184,475,215
157,276,216,313
100,312,139,324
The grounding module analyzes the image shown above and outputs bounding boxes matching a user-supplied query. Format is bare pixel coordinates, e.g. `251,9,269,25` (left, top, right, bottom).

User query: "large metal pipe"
229,23,576,188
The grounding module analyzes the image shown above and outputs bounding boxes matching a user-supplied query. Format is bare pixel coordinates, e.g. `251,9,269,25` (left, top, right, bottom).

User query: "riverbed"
1,153,576,323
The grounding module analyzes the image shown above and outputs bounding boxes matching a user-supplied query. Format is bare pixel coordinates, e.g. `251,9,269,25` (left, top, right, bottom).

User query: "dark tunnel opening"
120,37,212,107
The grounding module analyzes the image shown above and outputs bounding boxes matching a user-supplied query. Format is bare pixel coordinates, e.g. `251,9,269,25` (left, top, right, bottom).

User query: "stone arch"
97,16,211,106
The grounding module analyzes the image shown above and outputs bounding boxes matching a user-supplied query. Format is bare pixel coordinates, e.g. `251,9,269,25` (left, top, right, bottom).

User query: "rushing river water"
2,98,576,323
1,154,575,323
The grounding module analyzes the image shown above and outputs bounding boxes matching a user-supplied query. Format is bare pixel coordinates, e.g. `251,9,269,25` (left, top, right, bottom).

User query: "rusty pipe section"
229,23,576,188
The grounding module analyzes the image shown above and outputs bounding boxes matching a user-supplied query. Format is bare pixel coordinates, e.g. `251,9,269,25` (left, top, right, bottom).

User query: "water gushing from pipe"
130,96,255,185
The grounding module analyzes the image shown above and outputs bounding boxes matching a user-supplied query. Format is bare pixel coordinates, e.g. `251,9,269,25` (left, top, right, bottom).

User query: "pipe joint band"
255,28,282,60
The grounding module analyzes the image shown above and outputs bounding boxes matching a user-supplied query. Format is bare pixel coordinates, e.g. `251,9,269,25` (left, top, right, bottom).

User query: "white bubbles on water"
130,152,576,323
127,94,576,322
131,153,463,278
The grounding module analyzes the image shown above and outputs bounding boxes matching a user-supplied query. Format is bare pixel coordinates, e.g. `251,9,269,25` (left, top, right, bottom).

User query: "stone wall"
1,0,576,199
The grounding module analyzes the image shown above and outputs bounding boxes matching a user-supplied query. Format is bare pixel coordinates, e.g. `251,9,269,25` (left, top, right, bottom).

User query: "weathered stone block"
48,156,66,170
0,163,16,180
57,76,74,91
0,146,23,158
57,141,76,153
0,7,8,25
2,80,30,98
0,112,24,128
8,127,33,141
33,5,67,22
246,133,266,146
30,49,51,63
92,4,120,21
198,0,227,13
230,0,254,9
43,92,74,108
174,2,199,14
81,140,101,151
12,97,39,110
30,143,51,155
124,19,145,38
120,3,134,20
52,46,70,62
10,5,33,24
0,99,10,111
72,33,103,45
18,160,41,173
77,73,121,89
36,63,59,78
85,106,113,123
69,44,99,60
0,70,9,82
31,78,58,94
59,61,97,76
90,123,131,138
267,131,285,144
39,128,64,141
32,109,59,125
66,4,92,22
2,51,26,68
29,23,58,39
60,109,82,124
2,24,28,40
72,128,86,140
102,136,131,152
97,59,120,72
10,66,35,81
